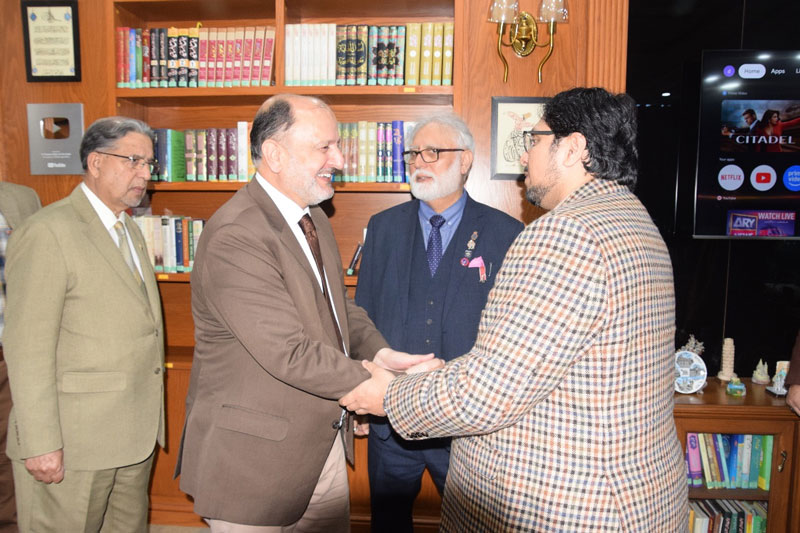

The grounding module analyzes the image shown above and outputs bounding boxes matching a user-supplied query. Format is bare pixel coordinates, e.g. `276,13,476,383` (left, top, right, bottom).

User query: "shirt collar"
255,172,310,225
418,189,468,224
80,182,125,229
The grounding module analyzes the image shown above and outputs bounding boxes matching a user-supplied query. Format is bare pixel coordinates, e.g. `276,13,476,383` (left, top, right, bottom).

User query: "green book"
757,434,773,490
749,435,762,489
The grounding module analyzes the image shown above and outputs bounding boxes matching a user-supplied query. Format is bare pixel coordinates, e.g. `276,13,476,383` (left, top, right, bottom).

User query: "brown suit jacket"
176,180,387,525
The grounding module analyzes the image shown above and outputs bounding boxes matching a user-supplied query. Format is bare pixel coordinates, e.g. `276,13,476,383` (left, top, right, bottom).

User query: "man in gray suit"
176,94,439,532
4,117,164,532
0,181,41,532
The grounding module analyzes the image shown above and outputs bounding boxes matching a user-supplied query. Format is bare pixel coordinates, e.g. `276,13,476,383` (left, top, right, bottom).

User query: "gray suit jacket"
177,180,387,526
4,185,164,470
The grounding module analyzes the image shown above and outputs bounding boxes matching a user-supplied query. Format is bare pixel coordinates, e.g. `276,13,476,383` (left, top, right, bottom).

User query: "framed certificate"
21,0,82,82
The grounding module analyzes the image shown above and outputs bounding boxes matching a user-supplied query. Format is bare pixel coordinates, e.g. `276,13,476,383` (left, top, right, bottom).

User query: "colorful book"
215,29,226,87
207,27,218,87
377,26,389,86
356,25,368,86
241,26,255,86
345,25,357,86
224,27,235,87
261,26,275,86
739,434,752,489
367,121,378,182
405,23,421,86
184,130,196,181
196,130,207,182
357,121,368,182
335,25,347,86
206,128,218,180
142,29,150,86
419,22,434,85
226,128,238,180
188,26,199,87
386,26,397,85
442,22,454,85
367,26,378,85
686,433,703,487
150,27,161,87
218,126,228,180
714,433,730,489
431,23,444,85
394,25,406,85
232,27,244,86
135,28,143,87
749,435,762,489
167,27,179,87
391,120,405,182
116,27,129,88
757,434,772,490
177,27,189,87
198,27,208,87
251,26,265,87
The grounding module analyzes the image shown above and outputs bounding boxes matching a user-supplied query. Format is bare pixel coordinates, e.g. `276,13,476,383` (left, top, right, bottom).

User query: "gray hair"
407,112,475,153
250,94,330,164
79,117,154,171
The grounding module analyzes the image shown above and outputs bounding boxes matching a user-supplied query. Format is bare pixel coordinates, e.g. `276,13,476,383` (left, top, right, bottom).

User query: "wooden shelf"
687,487,769,501
148,181,410,193
155,272,191,282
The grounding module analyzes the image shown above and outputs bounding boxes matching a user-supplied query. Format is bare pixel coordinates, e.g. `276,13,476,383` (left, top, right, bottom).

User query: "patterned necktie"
113,221,145,293
298,214,345,353
427,214,446,276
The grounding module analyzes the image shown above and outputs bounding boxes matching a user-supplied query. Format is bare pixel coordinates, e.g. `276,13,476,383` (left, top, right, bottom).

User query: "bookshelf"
674,378,797,532
111,0,452,527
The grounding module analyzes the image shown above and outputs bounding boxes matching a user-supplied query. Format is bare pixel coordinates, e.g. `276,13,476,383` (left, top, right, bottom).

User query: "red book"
226,128,238,179
142,29,151,85
181,217,190,270
241,26,255,86
116,27,128,87
232,27,244,86
217,127,228,180
251,26,265,86
198,27,208,86
260,26,275,86
206,28,217,87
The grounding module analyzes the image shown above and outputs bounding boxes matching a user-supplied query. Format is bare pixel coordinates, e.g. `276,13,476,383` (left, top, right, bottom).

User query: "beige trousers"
208,436,350,533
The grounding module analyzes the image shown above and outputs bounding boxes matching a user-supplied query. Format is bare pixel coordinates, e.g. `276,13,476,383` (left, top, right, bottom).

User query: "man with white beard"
354,113,523,532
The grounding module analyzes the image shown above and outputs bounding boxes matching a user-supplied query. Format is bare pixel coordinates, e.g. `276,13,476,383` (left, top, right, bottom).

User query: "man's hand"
787,384,800,416
373,347,437,373
24,449,64,484
340,360,395,416
354,415,370,436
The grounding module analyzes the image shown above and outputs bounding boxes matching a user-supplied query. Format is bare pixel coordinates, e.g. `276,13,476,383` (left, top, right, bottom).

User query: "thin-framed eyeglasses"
522,130,555,152
402,148,465,165
95,151,159,174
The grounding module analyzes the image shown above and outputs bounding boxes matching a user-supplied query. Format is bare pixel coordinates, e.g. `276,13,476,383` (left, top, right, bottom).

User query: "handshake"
339,347,444,418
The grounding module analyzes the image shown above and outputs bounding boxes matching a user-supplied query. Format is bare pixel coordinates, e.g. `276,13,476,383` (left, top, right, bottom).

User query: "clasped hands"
341,347,443,417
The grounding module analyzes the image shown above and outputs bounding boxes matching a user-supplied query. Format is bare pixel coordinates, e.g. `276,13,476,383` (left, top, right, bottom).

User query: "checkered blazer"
385,179,688,532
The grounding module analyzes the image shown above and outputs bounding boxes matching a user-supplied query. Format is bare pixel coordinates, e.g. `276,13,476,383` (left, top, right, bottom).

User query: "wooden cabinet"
673,378,797,532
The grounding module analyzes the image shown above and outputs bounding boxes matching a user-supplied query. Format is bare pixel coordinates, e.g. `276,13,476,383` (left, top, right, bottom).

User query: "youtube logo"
750,165,776,191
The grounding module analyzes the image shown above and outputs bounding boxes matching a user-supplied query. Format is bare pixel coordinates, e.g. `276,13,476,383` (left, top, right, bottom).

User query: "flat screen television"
694,50,800,239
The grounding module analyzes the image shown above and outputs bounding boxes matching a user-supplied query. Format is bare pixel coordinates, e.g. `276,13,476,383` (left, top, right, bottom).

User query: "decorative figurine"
767,361,790,396
717,337,737,382
726,377,746,396
752,359,771,385
679,334,705,356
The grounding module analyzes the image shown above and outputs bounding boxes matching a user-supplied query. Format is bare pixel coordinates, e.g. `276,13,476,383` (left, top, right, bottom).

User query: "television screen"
694,50,800,239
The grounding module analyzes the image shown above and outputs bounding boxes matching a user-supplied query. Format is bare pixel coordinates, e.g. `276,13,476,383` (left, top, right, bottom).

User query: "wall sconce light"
487,0,569,83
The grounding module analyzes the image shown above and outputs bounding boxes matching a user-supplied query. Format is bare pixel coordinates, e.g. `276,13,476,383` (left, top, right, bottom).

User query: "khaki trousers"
208,436,350,533
12,449,154,533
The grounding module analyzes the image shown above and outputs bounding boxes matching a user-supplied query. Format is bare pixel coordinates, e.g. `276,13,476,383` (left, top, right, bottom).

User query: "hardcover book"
142,29,150,86
419,22,434,85
167,27,179,87
335,25,347,86
442,22,454,85
177,28,189,87
404,23,421,86
431,23,444,86
356,25,368,86
241,26,255,86
206,128,218,181
394,25,406,86
198,27,208,87
232,27,244,86
345,25,357,86
188,27,199,87
261,26,276,86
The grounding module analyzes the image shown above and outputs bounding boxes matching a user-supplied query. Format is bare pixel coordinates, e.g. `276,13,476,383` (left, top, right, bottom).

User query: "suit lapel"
395,201,418,325
69,186,153,307
124,213,161,321
311,207,349,349
441,195,483,324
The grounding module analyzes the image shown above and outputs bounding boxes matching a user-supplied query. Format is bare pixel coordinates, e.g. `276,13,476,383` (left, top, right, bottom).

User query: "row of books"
689,499,766,533
285,23,454,87
153,123,255,182
132,215,205,273
335,121,415,183
116,26,276,89
686,433,773,490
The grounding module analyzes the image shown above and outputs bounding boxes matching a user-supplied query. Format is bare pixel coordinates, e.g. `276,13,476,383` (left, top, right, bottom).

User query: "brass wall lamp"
487,0,569,83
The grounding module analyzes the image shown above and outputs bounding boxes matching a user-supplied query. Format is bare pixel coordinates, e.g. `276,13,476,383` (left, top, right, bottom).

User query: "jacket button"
332,420,342,429
154,367,161,374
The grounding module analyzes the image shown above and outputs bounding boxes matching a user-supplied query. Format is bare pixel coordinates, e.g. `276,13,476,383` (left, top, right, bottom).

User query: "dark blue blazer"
356,194,523,438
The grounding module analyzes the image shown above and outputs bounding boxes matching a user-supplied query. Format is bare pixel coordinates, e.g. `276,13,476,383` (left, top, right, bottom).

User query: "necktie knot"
298,213,316,236
430,214,445,229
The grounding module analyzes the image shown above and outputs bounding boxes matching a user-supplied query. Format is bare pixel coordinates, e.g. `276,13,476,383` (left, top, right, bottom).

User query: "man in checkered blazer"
342,87,689,532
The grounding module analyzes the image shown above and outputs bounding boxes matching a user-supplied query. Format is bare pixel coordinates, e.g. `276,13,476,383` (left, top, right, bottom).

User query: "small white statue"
718,338,737,382
752,359,771,385
767,360,790,396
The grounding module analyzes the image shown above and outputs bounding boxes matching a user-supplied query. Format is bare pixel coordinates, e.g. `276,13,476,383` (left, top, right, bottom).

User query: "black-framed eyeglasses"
95,151,159,174
522,130,555,152
402,148,465,164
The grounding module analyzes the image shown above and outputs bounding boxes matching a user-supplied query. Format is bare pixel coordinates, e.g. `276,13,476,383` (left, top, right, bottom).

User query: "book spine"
174,217,184,272
226,128,237,180
135,28,143,88
703,433,721,488
405,23,421,86
367,26,378,86
206,128,218,180
129,29,137,87
757,434,772,490
740,434,752,489
177,28,189,87
375,122,385,183
142,29,150,86
686,433,703,487
184,130,196,181
154,129,167,181
160,217,173,272
377,26,389,86
749,435,762,489
116,27,128,88
241,26,255,86
232,27,244,86
386,26,397,86
188,27,199,87
215,30,226,87
357,121,368,182
224,28,235,88
150,27,160,87
345,25,357,86
198,27,208,87
442,22,454,85
727,434,739,488
419,22,434,86
367,122,378,182
355,25,368,86
157,28,168,87
394,25,406,85
335,25,347,86
391,120,405,182
327,24,337,85
195,130,207,182
713,433,730,489
237,121,248,181
170,129,187,182
218,127,228,180
299,24,311,86
246,121,255,180
251,26,265,87
261,26,275,86
182,217,191,271
431,23,444,86
167,27,179,87
207,28,217,87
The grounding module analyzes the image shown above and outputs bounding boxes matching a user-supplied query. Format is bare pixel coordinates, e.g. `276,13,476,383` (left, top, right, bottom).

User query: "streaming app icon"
718,164,744,191
784,165,800,192
750,165,776,191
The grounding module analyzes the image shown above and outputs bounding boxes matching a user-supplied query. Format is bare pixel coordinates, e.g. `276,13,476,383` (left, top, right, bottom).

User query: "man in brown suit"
0,181,41,532
176,94,438,532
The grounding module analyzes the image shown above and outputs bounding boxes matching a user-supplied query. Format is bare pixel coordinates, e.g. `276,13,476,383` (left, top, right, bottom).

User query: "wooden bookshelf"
674,378,797,532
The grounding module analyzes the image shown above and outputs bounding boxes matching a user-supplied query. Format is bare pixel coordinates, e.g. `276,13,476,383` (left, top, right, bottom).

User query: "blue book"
726,434,739,488
714,433,730,488
391,120,405,182
129,28,137,86
174,217,184,272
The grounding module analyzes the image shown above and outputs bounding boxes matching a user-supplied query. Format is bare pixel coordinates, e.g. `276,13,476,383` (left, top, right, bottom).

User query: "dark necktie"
298,214,345,353
427,214,446,276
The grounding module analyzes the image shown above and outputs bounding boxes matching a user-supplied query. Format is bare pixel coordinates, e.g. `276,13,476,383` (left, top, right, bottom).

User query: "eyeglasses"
402,148,465,164
522,130,555,152
95,151,159,174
